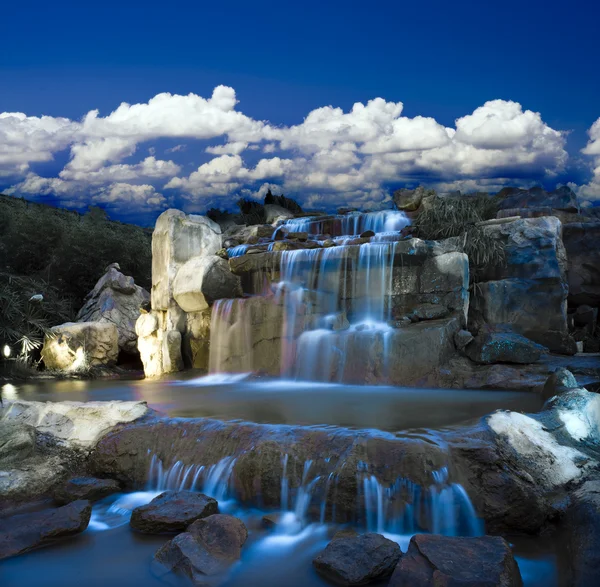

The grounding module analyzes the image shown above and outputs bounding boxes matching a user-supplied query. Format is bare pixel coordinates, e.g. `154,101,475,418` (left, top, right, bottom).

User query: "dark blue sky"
1,0,599,224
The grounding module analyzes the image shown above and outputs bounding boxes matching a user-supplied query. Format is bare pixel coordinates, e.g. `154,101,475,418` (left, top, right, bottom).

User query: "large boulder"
393,186,432,211
0,500,92,560
464,331,547,365
496,185,578,212
130,491,218,534
541,367,579,402
562,222,600,307
0,421,35,466
151,209,222,311
478,217,572,354
313,533,401,585
41,321,119,370
173,255,242,313
264,204,294,224
76,263,150,354
389,534,523,587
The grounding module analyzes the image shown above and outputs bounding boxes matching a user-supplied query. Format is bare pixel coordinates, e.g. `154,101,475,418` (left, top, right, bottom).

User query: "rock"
541,368,579,402
562,222,600,307
41,321,119,371
162,330,184,373
574,305,598,328
323,239,336,248
152,514,247,585
285,231,309,241
135,312,159,338
563,480,600,587
261,513,282,529
130,491,218,534
0,500,92,560
75,265,150,354
359,230,375,238
173,255,243,313
478,217,572,354
264,204,294,224
151,209,222,311
223,224,274,245
187,514,248,560
313,533,401,586
465,331,547,365
454,329,474,350
0,399,148,448
53,476,121,505
393,186,431,212
0,421,35,466
389,534,523,587
410,303,449,321
496,185,578,212
215,248,229,260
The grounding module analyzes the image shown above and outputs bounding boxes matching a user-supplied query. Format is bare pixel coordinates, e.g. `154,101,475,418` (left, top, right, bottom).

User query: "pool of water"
1,373,542,432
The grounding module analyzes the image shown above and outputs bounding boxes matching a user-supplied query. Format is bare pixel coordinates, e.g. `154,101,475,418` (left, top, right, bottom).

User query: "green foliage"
413,194,505,274
0,195,152,363
0,272,74,360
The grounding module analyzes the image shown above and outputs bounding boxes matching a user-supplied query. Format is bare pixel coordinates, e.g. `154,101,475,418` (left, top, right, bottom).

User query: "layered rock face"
137,209,242,377
76,263,150,355
476,216,574,354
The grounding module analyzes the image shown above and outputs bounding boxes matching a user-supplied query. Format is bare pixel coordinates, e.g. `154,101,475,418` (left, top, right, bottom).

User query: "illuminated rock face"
41,321,118,371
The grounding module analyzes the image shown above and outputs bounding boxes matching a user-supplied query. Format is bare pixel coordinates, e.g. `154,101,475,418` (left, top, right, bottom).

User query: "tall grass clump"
413,194,506,274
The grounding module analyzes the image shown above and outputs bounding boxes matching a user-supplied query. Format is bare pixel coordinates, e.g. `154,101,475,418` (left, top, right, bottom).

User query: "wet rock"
389,534,523,587
285,231,309,241
410,303,448,321
313,533,401,586
0,500,92,560
130,491,218,534
75,265,150,354
359,230,375,238
465,331,547,365
152,514,247,585
41,321,119,370
173,255,242,312
0,421,35,466
563,479,600,587
162,330,184,373
454,329,474,350
53,476,121,505
541,368,579,402
261,513,282,529
215,248,228,260
222,238,241,249
323,239,336,248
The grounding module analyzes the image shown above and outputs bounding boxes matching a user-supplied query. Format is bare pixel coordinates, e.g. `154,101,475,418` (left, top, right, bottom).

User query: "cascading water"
282,210,409,236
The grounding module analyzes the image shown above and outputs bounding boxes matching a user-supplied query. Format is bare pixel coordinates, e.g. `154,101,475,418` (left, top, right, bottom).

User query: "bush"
413,194,505,274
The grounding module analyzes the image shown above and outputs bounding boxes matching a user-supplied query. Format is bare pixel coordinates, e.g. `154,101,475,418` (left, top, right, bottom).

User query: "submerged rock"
130,491,218,534
313,532,401,586
0,500,92,560
53,476,121,505
389,534,523,587
41,321,119,371
153,514,247,585
465,331,547,364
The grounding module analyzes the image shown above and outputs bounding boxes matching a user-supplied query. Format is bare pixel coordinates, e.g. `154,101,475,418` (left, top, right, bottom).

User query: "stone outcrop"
0,500,92,560
477,216,574,354
137,209,242,377
53,476,121,505
313,532,401,585
130,491,218,533
41,321,119,371
389,534,522,587
392,186,432,212
496,185,579,212
464,331,547,365
76,263,150,354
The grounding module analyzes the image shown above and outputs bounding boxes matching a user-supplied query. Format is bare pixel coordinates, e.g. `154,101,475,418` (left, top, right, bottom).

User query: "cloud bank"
1,85,597,221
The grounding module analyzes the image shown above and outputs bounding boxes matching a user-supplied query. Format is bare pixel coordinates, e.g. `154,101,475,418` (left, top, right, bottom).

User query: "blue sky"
1,0,599,225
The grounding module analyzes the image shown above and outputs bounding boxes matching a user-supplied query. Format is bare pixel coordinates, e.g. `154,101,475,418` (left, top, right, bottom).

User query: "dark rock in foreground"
152,514,247,585
389,534,523,587
541,367,579,402
313,532,401,585
0,499,92,560
130,491,218,534
465,331,547,364
54,476,121,505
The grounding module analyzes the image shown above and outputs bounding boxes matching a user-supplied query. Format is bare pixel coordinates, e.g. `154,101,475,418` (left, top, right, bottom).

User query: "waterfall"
282,210,409,236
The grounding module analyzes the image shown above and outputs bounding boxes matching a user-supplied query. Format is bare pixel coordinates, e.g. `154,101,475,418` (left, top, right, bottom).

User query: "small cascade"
227,244,251,257
147,453,237,501
282,210,409,236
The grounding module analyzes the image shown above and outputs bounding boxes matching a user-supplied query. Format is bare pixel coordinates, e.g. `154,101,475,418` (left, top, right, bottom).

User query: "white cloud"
0,86,583,215
576,117,600,202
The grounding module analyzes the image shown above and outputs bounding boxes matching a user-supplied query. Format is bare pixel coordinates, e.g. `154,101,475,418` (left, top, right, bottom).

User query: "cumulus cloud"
0,85,583,218
577,118,600,202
